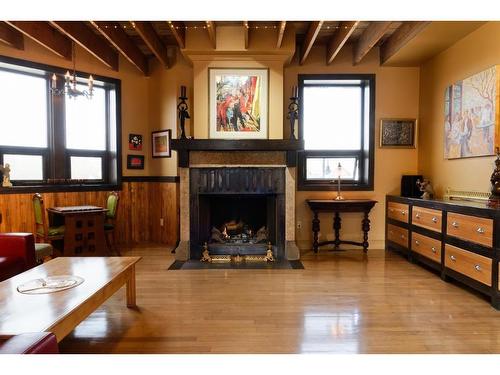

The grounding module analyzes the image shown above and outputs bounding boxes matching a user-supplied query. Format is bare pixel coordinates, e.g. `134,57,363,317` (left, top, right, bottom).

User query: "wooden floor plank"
58,244,500,354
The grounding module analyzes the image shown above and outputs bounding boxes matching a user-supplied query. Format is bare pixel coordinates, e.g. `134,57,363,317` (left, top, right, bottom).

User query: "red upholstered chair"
0,233,37,282
0,332,59,354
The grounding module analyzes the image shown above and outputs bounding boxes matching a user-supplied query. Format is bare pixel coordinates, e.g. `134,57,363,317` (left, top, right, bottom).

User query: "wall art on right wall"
444,65,500,159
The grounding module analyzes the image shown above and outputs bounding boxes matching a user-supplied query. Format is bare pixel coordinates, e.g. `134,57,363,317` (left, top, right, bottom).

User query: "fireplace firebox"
190,167,285,260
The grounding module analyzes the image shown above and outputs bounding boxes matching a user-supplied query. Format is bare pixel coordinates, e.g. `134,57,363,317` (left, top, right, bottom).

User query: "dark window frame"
297,73,375,191
0,55,122,192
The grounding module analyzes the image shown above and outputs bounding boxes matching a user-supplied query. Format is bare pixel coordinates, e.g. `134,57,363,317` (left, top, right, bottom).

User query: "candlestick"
287,91,299,140
51,74,57,89
177,89,190,139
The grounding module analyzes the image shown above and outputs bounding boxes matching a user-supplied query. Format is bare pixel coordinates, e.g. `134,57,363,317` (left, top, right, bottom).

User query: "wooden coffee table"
0,256,141,342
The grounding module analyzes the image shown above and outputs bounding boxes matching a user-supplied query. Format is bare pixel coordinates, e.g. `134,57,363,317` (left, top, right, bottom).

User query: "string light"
93,22,352,32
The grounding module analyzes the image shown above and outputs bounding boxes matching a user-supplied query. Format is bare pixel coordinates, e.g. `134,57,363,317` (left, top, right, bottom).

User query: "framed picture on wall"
128,134,143,151
151,129,172,158
444,65,499,159
208,68,268,139
380,118,417,148
127,155,144,169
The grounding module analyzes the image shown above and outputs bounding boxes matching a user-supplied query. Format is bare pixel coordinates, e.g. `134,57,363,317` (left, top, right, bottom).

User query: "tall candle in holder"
177,86,190,139
287,85,299,140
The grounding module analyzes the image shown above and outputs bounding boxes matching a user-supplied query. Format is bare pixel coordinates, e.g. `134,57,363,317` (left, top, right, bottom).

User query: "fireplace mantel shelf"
171,139,304,167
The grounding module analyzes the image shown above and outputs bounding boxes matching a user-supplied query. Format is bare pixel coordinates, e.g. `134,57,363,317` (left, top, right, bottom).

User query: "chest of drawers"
386,195,500,310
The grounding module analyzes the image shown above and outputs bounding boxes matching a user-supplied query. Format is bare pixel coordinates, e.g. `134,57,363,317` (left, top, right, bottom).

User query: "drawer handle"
415,213,421,219
431,247,437,254
451,221,459,228
401,235,405,239
401,211,406,216
474,264,482,271
450,255,456,261
477,227,485,234
431,217,438,223
389,208,394,212
414,240,420,246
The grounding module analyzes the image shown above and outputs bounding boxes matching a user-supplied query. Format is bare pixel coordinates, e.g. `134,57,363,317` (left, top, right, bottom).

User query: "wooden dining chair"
32,193,65,261
104,191,121,256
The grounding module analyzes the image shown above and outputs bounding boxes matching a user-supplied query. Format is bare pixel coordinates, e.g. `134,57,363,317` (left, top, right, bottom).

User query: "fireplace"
190,167,285,260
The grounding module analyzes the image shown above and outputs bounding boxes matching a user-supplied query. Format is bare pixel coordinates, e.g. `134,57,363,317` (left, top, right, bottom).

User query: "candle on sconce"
180,85,186,98
88,75,94,91
51,73,57,89
292,85,298,98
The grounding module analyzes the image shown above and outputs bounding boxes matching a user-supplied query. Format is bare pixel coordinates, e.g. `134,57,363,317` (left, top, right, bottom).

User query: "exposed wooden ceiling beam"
353,21,392,65
206,21,216,49
380,21,431,65
326,21,359,65
276,21,286,48
50,21,119,70
6,21,71,59
243,21,249,49
91,21,148,76
299,21,323,65
0,22,24,50
133,21,169,68
167,21,185,49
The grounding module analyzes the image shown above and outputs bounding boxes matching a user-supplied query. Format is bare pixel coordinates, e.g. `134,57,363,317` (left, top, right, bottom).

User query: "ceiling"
0,21,487,75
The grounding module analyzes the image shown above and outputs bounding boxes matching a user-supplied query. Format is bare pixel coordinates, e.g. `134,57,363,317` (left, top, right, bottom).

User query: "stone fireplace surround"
172,147,301,261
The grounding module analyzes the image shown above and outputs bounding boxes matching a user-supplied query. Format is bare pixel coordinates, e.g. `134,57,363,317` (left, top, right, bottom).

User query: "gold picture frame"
379,118,417,148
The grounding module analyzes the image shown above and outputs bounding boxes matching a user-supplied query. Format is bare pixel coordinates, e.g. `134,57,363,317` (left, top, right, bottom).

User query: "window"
297,74,375,190
0,55,121,190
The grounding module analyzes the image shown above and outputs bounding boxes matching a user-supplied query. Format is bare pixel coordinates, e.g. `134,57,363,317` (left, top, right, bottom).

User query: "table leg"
333,212,341,250
362,211,371,252
312,211,320,253
126,264,136,307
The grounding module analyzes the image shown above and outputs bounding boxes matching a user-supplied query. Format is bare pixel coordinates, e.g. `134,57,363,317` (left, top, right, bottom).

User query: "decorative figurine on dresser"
0,164,12,187
488,147,500,207
416,178,433,199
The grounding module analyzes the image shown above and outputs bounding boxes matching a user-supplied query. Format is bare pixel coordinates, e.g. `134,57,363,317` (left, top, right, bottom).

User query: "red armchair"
0,332,58,354
0,233,37,282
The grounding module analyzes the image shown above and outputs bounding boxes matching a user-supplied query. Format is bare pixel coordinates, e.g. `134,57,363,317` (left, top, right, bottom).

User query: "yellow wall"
419,22,499,197
285,45,421,250
148,50,193,176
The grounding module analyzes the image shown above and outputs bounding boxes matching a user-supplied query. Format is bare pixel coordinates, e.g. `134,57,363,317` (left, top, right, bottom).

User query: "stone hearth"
173,148,300,261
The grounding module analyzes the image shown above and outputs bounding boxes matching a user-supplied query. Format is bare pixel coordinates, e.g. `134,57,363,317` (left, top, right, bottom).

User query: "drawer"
387,202,409,223
411,232,441,263
387,224,408,248
445,244,492,286
447,212,493,248
412,206,442,233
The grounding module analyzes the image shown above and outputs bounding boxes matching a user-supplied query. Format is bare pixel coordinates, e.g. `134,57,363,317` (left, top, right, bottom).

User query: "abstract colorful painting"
209,68,268,139
444,66,500,159
128,134,143,151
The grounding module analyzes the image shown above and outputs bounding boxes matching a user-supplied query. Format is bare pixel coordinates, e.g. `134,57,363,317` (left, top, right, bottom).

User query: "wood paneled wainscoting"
0,178,179,246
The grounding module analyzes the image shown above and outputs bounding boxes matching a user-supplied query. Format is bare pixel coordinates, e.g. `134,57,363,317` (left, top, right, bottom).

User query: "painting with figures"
444,66,500,159
209,68,268,139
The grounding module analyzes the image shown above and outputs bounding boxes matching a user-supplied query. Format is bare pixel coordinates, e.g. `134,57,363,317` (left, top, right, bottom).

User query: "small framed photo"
380,118,417,148
127,155,144,169
152,130,172,158
128,134,143,151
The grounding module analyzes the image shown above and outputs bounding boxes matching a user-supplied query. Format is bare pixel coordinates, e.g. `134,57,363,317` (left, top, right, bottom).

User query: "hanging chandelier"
51,41,93,99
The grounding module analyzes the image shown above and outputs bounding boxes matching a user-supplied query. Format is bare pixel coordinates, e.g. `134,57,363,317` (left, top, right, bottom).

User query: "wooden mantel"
170,139,304,167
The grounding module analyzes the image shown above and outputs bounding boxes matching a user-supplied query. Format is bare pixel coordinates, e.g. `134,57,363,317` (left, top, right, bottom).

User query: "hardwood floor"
58,245,500,354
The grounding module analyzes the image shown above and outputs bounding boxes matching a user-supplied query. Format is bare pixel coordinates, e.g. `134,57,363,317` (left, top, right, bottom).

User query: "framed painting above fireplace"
209,68,268,139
